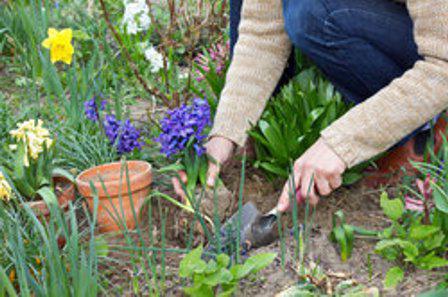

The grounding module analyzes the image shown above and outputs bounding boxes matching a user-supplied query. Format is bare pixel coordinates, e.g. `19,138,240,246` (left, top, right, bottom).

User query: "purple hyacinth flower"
102,114,142,154
155,98,211,158
84,97,107,121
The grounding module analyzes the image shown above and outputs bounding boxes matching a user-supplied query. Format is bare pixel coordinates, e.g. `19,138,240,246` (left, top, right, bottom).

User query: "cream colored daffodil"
9,119,53,167
0,172,12,201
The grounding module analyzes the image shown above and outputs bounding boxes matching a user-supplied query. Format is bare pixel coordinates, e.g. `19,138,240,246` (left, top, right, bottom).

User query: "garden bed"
95,158,446,296
1,1,447,296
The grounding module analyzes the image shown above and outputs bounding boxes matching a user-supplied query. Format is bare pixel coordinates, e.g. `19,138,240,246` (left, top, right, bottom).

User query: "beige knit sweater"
210,0,448,168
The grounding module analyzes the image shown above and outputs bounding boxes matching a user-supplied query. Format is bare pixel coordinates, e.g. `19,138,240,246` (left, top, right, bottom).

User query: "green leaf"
380,192,404,221
384,266,404,288
36,186,58,207
204,260,218,274
431,182,448,214
415,252,448,270
342,171,363,186
218,287,236,297
409,225,440,241
52,167,75,183
418,289,448,297
202,268,233,286
375,239,418,261
423,232,445,250
157,163,184,174
72,29,90,40
179,245,207,278
258,162,288,178
233,253,277,280
216,254,230,268
94,236,109,257
331,226,351,262
382,226,394,239
184,284,213,297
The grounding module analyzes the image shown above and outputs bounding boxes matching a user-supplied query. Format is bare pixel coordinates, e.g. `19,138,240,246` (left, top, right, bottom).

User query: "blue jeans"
230,0,426,145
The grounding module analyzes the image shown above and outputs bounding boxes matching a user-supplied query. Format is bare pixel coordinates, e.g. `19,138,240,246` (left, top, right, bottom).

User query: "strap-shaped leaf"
36,186,58,207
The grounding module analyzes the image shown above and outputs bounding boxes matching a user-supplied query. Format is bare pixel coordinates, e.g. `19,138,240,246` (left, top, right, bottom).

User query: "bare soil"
103,159,446,296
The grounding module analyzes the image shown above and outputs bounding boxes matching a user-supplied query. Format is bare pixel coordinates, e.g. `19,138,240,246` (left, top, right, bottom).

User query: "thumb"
206,162,220,188
277,183,291,212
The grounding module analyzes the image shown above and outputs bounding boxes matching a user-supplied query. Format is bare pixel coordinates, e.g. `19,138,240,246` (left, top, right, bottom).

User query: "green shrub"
249,68,350,179
179,245,276,297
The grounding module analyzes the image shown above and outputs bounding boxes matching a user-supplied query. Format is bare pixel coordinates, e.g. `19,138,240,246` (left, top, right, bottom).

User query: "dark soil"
101,159,446,296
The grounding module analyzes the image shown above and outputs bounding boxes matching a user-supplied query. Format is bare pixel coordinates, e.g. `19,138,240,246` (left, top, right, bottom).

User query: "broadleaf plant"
249,68,368,183
179,245,276,297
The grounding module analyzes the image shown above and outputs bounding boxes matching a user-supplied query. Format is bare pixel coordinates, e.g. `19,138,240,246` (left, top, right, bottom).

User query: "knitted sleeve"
321,0,448,168
210,0,292,146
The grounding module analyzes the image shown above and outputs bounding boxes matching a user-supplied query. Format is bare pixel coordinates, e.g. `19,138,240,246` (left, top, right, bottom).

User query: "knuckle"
320,188,331,196
310,194,319,205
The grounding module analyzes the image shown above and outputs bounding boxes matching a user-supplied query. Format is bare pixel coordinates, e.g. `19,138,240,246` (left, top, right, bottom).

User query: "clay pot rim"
76,160,152,199
25,182,76,217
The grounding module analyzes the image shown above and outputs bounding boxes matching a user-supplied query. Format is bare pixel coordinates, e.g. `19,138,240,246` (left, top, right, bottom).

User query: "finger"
172,177,186,202
316,175,332,196
301,173,318,206
178,170,187,183
277,168,301,212
206,162,220,188
329,174,343,190
296,188,304,204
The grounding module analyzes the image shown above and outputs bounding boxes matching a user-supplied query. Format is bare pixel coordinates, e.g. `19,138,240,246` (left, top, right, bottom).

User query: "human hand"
277,138,346,212
172,136,235,199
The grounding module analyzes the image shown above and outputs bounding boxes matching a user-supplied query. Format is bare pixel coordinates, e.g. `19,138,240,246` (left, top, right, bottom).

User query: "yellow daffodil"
9,119,53,167
42,28,74,64
0,172,12,201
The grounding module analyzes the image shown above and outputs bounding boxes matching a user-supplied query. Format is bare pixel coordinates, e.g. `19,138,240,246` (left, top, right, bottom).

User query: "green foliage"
0,95,15,141
330,210,354,262
249,68,353,179
374,192,448,286
380,192,404,221
179,245,276,297
0,200,102,296
384,266,404,289
330,210,379,262
56,123,118,172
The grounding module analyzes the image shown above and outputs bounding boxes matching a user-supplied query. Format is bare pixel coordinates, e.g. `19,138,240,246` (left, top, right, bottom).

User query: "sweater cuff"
209,124,247,148
320,126,357,169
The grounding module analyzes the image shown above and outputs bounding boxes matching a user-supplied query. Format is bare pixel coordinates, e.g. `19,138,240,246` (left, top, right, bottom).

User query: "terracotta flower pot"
26,176,76,218
76,161,152,233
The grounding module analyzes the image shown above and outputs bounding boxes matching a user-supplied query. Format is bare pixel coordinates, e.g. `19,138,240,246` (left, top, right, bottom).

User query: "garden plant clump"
0,0,447,296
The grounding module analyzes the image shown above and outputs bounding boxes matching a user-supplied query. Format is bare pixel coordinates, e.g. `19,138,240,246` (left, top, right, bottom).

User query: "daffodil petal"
48,28,58,38
42,38,52,49
59,28,73,43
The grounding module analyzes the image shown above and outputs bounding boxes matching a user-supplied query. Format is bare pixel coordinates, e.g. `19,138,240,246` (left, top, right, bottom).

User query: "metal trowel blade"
214,202,279,251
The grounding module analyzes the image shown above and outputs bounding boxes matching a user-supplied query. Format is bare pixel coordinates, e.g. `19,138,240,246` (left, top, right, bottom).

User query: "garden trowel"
207,202,280,255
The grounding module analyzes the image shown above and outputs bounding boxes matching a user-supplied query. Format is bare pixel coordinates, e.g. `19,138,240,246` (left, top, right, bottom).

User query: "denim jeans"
229,0,427,145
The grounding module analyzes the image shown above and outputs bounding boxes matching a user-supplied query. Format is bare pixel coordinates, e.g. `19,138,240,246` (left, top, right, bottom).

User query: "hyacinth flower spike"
155,98,211,206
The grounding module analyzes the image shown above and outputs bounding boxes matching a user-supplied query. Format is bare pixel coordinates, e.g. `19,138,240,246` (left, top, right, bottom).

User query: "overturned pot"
26,176,76,218
76,161,152,233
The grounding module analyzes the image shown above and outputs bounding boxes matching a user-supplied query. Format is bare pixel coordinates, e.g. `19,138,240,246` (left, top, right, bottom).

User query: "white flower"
179,72,189,80
143,45,164,73
122,0,151,35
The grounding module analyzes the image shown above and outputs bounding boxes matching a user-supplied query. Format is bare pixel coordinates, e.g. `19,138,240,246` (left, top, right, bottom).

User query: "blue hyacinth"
103,114,142,154
155,98,211,158
84,97,107,122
